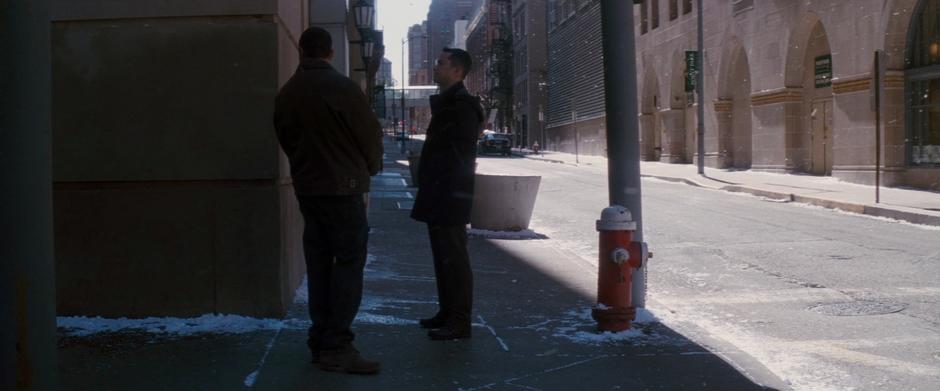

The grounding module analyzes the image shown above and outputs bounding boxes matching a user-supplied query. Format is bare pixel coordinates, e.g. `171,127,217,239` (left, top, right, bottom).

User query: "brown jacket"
274,57,383,196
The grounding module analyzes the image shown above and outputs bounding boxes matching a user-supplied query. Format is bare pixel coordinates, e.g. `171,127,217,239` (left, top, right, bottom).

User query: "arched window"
906,0,940,165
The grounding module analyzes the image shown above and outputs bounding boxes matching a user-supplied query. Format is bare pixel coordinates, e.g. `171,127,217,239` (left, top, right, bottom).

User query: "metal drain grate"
808,301,906,316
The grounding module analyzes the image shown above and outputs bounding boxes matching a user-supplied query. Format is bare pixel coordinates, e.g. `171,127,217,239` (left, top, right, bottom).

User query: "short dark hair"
442,47,472,78
299,26,332,59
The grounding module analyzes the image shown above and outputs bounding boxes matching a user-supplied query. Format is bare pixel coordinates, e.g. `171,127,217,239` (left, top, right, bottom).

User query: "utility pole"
600,0,645,307
1,1,59,390
696,0,705,174
401,37,407,153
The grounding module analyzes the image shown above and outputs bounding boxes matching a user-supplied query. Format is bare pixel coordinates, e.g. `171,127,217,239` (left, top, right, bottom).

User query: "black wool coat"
274,57,383,196
410,82,484,226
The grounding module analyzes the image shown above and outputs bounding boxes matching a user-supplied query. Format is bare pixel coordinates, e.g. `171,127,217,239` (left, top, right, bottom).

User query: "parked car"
478,133,513,156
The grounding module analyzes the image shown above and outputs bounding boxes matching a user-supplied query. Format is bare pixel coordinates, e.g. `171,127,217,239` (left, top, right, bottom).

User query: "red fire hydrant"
592,205,647,332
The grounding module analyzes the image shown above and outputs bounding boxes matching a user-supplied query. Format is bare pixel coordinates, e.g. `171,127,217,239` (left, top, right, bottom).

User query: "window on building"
521,9,526,37
683,0,692,14
906,0,940,165
652,0,660,29
640,0,648,34
548,0,557,29
669,0,678,21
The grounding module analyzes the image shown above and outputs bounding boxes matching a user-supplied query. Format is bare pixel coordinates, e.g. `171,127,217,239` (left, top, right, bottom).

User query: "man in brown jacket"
274,26,383,375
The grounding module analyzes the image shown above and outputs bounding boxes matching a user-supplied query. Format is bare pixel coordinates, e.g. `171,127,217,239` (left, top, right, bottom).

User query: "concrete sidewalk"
57,137,787,390
515,149,940,227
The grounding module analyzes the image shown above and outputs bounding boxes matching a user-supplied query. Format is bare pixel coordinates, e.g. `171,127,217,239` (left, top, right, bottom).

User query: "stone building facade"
50,0,380,317
511,0,549,149
409,22,432,85
545,0,607,156
635,0,939,190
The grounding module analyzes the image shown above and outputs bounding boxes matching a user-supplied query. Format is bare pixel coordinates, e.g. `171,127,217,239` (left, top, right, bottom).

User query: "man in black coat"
411,48,484,340
274,26,383,374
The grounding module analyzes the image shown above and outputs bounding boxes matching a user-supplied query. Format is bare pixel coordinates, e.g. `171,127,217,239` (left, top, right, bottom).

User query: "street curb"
519,155,940,227
640,174,707,188
721,185,940,227
519,154,569,165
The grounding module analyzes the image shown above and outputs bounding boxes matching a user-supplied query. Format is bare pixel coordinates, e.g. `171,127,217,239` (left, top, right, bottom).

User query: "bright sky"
376,0,432,87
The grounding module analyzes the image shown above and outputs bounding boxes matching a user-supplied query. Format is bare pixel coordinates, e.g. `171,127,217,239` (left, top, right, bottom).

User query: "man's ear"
327,48,335,61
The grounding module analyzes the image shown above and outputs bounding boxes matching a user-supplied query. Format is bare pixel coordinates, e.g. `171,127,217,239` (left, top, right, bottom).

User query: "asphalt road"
476,155,940,391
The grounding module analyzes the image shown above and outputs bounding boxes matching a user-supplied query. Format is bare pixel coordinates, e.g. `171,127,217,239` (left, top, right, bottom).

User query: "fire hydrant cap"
596,205,637,231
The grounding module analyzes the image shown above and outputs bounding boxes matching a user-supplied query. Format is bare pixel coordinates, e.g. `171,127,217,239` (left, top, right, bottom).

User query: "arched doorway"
716,38,752,169
640,66,661,161
906,0,940,167
729,45,752,169
802,20,834,175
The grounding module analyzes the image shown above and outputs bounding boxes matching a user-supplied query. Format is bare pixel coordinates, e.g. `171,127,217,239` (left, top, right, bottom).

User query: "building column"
1,1,59,390
639,113,656,161
310,0,349,75
659,108,687,163
712,100,733,168
881,71,907,186
750,88,802,172
830,75,880,184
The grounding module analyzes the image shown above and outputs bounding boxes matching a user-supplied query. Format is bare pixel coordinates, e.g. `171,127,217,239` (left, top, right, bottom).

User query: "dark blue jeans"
298,194,369,352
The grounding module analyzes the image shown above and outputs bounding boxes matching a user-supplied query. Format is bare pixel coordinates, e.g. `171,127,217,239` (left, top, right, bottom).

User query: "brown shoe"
427,324,472,340
318,347,380,375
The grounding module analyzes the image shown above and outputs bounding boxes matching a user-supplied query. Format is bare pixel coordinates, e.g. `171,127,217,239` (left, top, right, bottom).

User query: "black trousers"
427,224,473,325
298,194,369,352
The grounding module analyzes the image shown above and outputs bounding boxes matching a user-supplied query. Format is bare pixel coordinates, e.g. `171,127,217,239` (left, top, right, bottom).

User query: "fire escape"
487,0,513,137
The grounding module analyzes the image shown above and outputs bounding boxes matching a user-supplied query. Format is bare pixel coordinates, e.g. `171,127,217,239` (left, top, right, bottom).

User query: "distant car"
478,133,513,156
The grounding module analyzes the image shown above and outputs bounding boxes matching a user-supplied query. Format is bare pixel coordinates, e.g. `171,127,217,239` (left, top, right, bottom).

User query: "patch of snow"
557,329,647,344
476,315,510,352
354,313,415,325
243,327,282,387
243,371,259,387
57,314,292,337
468,228,547,240
510,307,670,346
634,308,660,324
293,276,308,304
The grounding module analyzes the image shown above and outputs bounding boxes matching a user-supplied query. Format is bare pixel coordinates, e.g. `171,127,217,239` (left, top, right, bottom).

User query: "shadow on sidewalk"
56,140,785,391
252,154,784,391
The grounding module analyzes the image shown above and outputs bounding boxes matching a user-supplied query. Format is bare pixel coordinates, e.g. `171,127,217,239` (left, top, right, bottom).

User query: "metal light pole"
400,34,428,154
401,37,407,153
696,0,705,174
600,0,645,307
1,1,59,389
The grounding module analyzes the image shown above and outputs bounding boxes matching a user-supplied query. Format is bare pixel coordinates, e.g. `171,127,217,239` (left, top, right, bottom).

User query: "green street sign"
685,51,698,92
815,54,832,88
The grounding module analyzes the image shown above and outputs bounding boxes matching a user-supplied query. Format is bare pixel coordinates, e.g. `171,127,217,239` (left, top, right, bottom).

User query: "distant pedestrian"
273,26,383,375
411,48,484,340
532,141,540,155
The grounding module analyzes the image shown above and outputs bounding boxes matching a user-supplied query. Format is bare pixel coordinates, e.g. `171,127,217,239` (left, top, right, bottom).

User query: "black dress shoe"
419,315,447,329
428,325,471,340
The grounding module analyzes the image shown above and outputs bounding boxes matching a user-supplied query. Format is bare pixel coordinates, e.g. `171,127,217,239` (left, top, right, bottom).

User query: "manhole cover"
808,301,906,316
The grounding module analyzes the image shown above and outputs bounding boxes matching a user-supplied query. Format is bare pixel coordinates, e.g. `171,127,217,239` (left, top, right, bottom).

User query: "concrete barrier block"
471,174,541,231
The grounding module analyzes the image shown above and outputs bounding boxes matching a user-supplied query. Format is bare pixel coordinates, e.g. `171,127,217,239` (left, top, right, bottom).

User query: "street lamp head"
353,0,375,32
361,29,375,54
